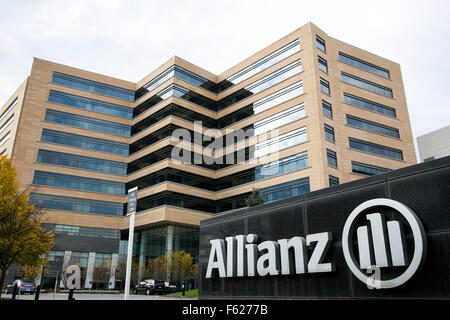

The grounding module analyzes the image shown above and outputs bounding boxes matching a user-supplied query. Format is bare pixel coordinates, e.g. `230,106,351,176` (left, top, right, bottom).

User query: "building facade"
0,23,416,288
416,125,450,162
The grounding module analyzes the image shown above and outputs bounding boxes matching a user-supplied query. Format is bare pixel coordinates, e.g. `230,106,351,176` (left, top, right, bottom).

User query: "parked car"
5,280,36,295
165,281,178,293
133,279,167,295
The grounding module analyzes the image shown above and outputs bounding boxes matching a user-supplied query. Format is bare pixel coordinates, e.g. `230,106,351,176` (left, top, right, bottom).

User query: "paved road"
1,292,196,300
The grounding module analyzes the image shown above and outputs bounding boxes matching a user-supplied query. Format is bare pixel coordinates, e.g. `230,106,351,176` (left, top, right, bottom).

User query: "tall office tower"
0,23,416,288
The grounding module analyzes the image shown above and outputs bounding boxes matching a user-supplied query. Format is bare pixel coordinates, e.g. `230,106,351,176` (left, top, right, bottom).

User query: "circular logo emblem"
342,198,427,289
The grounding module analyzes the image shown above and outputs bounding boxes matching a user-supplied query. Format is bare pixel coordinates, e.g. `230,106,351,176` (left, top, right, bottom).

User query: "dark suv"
133,279,167,295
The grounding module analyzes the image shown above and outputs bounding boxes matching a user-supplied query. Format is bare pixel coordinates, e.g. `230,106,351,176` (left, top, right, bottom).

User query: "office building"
0,22,416,288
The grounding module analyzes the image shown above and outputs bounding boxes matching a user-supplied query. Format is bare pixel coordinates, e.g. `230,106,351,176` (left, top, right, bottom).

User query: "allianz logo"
205,198,427,289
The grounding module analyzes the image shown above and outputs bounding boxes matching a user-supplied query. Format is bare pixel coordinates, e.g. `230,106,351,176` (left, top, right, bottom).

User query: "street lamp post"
124,187,138,300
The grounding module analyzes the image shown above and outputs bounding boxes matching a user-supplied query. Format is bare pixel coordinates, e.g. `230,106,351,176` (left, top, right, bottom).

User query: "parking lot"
1,292,196,300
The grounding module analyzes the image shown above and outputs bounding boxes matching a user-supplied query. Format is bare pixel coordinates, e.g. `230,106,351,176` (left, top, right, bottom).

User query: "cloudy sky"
1,0,449,155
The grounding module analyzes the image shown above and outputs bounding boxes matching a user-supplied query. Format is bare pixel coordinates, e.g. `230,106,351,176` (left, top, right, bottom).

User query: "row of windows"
52,72,135,101
343,93,396,118
346,114,399,138
261,177,310,203
136,176,311,213
253,103,305,136
41,129,129,156
327,137,402,172
254,151,309,181
322,92,396,119
339,52,390,79
254,127,307,158
218,81,304,129
30,193,123,216
128,151,308,192
134,83,217,116
349,137,403,160
43,223,120,240
351,161,390,176
0,131,10,148
48,90,133,119
136,65,213,100
136,39,300,98
37,149,127,175
0,114,14,136
0,97,17,122
135,60,303,118
341,72,393,98
217,60,302,111
45,109,131,137
226,39,301,87
32,170,125,195
250,81,304,116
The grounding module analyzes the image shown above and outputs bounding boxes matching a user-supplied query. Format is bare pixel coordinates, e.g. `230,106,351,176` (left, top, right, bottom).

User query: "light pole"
124,187,138,300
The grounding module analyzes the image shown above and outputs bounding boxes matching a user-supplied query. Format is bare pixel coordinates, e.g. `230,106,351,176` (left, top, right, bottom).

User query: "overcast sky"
1,0,449,155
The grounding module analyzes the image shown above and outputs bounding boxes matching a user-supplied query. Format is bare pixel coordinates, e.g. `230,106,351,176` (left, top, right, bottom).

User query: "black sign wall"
199,156,450,299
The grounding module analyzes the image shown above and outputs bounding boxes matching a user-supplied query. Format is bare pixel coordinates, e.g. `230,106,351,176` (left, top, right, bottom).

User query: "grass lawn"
169,289,198,297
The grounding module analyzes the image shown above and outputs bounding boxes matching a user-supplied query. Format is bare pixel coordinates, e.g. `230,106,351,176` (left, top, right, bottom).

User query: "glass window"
134,83,217,116
343,93,396,118
261,177,310,203
318,56,328,73
0,131,10,147
95,253,112,268
346,114,399,138
253,104,305,136
339,52,390,78
45,109,131,137
30,193,123,216
251,81,304,115
320,78,330,95
37,149,127,175
70,252,89,268
41,129,129,155
135,65,214,99
43,223,120,239
52,72,134,101
349,137,403,160
341,72,393,98
217,60,302,111
322,100,332,118
329,175,339,187
351,161,390,176
218,81,304,129
47,251,65,264
226,39,300,86
316,35,326,52
255,151,308,181
33,171,125,195
327,149,337,167
254,127,307,158
324,124,335,142
0,97,17,122
48,90,133,119
0,114,14,135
